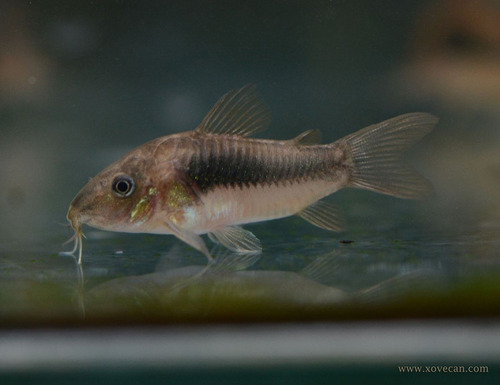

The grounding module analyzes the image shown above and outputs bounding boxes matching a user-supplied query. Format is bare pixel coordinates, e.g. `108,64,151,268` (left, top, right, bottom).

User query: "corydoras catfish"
64,85,437,263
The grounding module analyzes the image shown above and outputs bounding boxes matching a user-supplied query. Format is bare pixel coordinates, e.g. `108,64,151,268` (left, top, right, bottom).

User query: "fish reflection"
79,246,425,318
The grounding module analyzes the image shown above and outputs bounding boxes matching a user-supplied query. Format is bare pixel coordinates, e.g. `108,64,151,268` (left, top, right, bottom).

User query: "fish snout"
67,203,83,232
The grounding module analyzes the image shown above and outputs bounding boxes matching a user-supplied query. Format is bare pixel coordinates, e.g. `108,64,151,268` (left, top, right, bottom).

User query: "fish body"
155,132,347,233
66,85,437,263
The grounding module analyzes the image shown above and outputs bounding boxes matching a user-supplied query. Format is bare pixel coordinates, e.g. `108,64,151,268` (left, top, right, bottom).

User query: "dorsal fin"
291,129,322,146
196,84,271,137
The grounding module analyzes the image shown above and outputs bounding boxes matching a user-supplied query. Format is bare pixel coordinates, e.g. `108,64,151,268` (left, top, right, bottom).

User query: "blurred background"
0,0,499,383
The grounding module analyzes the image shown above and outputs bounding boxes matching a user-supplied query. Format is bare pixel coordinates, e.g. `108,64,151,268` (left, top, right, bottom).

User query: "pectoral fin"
166,222,212,261
297,200,343,232
209,225,262,253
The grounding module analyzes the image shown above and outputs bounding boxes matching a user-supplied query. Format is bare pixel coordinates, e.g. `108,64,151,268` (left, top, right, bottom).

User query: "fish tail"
342,113,438,199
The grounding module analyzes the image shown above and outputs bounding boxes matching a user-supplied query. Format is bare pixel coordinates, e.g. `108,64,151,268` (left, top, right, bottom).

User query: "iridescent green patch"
130,187,158,222
166,182,193,209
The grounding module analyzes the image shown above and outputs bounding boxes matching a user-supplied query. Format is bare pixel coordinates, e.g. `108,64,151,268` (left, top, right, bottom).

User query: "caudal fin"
343,113,438,199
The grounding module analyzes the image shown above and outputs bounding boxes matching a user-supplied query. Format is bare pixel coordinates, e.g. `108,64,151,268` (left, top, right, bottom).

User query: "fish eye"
112,175,135,198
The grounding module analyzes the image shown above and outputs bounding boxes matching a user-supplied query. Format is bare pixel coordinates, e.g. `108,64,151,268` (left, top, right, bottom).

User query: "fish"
64,85,438,264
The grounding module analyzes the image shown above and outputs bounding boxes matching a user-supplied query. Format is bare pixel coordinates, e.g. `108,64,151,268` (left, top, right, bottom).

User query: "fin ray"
196,84,270,137
211,249,261,273
209,225,262,253
291,129,322,146
300,251,341,284
297,200,343,232
166,222,212,261
344,113,438,199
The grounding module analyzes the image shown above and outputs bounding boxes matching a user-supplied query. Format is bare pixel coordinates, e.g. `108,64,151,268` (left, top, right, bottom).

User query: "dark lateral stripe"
186,138,333,193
